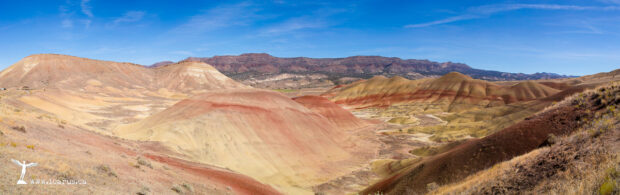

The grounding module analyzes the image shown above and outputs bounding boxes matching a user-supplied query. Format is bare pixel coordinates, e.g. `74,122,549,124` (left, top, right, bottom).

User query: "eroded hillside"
361,82,620,194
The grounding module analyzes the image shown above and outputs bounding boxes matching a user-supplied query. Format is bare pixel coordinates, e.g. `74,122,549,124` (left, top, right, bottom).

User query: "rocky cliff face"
181,53,571,86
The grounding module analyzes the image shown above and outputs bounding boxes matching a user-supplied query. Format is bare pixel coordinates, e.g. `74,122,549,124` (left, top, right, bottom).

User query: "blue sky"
1,0,619,76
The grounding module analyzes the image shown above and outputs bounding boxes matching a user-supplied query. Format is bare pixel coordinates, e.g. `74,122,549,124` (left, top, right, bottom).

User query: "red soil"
333,89,508,108
293,95,368,130
144,154,282,195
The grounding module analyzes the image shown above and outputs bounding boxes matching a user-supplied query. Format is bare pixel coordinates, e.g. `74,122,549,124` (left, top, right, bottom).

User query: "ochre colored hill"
0,54,151,89
153,61,247,91
361,84,619,194
324,72,561,110
0,54,247,92
115,89,376,193
321,75,430,108
0,92,281,194
0,54,381,194
292,95,368,130
504,81,560,103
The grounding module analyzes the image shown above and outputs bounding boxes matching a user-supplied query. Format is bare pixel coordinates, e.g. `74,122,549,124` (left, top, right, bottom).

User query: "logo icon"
11,159,37,184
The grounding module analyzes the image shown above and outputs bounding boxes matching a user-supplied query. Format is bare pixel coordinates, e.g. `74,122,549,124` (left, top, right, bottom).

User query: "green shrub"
599,179,616,195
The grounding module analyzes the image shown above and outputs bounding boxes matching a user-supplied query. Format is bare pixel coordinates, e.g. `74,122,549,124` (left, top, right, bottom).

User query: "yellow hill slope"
115,89,376,193
325,72,561,110
0,54,248,92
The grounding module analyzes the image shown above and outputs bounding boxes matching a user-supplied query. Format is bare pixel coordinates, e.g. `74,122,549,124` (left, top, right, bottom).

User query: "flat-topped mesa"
0,54,249,92
186,53,571,81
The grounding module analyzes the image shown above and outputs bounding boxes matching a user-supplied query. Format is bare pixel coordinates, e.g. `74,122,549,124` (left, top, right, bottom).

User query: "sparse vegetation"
130,162,140,168
425,83,620,195
95,165,118,178
137,186,150,195
137,157,153,169
11,125,26,133
182,183,193,192
171,185,182,193
426,182,439,192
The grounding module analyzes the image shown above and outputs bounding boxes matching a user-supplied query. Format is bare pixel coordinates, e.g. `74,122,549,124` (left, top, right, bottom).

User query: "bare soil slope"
0,54,247,92
0,54,379,194
361,82,619,194
293,95,369,130
114,89,377,193
325,72,560,109
0,98,280,195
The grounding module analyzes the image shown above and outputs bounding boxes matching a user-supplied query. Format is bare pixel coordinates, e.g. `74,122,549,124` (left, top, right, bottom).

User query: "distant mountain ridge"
178,53,573,84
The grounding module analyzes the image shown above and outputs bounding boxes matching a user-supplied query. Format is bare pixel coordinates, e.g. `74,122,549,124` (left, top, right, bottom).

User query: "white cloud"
261,17,327,35
113,11,145,25
405,4,620,28
61,19,73,28
82,19,91,29
81,0,93,17
405,14,478,28
259,7,348,36
59,1,93,29
172,2,262,34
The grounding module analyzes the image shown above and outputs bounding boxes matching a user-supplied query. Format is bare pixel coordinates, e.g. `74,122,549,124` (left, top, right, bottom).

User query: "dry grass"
428,83,620,194
137,156,153,169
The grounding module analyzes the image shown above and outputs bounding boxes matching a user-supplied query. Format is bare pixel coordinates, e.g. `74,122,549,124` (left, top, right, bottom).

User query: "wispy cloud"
82,19,92,29
59,6,74,29
405,4,620,28
172,2,263,34
80,0,94,28
552,21,605,34
60,0,93,29
61,19,73,28
81,0,93,17
598,0,620,5
112,11,145,26
405,14,478,28
261,17,326,35
259,7,348,35
170,50,194,56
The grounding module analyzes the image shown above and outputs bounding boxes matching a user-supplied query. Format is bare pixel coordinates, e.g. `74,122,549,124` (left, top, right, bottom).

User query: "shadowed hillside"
361,82,620,194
